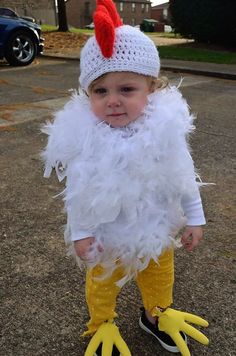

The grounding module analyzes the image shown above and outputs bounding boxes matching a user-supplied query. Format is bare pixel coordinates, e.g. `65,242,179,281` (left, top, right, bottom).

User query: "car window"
0,8,18,17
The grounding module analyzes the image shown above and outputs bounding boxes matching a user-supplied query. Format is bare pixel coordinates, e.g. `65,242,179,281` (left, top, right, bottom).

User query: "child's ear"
149,79,157,93
155,77,169,91
150,80,156,93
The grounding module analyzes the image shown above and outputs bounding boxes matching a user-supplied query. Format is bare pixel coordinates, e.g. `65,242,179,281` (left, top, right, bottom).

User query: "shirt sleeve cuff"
182,193,206,226
71,230,94,242
186,215,206,226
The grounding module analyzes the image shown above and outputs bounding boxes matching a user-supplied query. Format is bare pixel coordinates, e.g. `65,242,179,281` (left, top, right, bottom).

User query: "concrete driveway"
0,57,80,127
0,56,229,126
0,57,235,355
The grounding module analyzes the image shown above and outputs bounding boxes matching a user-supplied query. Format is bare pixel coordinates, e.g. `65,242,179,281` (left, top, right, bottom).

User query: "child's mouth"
108,113,126,117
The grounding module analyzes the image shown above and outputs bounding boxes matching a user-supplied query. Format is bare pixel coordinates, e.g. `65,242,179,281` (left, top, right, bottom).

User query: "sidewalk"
43,51,236,80
161,59,236,80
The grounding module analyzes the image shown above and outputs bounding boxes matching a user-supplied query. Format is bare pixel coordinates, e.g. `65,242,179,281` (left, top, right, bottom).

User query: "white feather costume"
42,87,203,285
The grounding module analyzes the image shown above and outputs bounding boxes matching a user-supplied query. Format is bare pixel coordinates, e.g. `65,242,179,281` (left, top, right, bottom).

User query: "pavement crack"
198,129,234,138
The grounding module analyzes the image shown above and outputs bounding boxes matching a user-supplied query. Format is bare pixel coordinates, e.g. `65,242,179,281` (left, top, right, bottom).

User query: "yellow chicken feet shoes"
84,320,131,356
152,307,209,356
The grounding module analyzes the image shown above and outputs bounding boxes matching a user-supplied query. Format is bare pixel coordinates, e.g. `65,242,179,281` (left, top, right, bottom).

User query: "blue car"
0,9,44,66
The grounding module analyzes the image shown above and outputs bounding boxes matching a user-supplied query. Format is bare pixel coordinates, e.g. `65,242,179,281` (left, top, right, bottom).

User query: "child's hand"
181,226,203,252
74,237,103,261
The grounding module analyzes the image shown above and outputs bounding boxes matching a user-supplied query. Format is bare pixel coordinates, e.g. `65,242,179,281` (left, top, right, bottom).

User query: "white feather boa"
42,87,200,285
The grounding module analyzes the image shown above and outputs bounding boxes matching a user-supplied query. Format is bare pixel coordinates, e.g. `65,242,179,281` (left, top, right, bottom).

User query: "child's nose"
107,94,121,107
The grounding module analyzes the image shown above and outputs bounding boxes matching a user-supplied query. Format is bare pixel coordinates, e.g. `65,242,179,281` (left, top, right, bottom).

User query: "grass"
41,24,94,34
41,24,58,32
41,25,236,64
158,45,236,64
41,25,178,37
149,32,182,38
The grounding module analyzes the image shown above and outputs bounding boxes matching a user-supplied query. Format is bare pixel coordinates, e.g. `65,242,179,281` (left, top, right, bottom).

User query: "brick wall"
151,3,171,24
151,8,163,22
0,0,56,24
66,0,96,28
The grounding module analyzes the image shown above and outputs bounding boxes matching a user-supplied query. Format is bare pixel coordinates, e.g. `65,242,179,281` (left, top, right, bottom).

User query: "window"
145,4,149,12
85,2,91,16
141,4,145,13
120,2,123,12
0,8,17,17
163,9,168,19
132,3,136,12
131,18,135,26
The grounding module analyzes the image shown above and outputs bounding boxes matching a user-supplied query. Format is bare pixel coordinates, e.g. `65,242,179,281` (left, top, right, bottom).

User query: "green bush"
169,0,236,47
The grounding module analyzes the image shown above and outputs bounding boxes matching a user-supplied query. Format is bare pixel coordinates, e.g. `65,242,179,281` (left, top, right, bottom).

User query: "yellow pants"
84,249,174,335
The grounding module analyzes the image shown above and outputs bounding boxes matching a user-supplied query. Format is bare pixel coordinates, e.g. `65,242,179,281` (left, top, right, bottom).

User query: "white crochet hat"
79,0,160,91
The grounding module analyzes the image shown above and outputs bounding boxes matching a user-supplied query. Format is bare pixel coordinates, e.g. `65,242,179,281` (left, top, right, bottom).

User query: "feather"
42,87,201,285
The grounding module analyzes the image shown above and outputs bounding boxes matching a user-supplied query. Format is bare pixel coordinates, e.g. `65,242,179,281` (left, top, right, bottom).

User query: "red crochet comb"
94,0,123,58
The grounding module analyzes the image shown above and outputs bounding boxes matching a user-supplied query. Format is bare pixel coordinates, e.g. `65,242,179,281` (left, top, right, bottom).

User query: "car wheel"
5,30,37,66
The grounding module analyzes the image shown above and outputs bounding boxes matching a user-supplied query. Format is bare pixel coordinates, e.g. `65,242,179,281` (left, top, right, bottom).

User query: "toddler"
42,1,209,355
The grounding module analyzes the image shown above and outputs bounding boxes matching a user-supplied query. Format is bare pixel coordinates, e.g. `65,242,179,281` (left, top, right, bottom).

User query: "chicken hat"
79,0,160,91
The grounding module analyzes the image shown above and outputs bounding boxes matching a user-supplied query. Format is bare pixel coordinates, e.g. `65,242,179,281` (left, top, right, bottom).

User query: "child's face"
88,72,152,128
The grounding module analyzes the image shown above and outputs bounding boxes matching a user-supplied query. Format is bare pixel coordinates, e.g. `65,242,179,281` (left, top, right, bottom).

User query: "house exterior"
66,0,152,29
66,0,96,29
151,1,170,24
0,0,56,25
116,0,152,26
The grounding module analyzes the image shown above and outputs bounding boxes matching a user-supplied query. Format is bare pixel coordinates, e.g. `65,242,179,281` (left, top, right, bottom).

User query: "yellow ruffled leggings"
84,249,174,335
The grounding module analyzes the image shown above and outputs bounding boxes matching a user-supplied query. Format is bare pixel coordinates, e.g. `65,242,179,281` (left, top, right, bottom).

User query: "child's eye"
93,88,107,94
121,86,135,93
